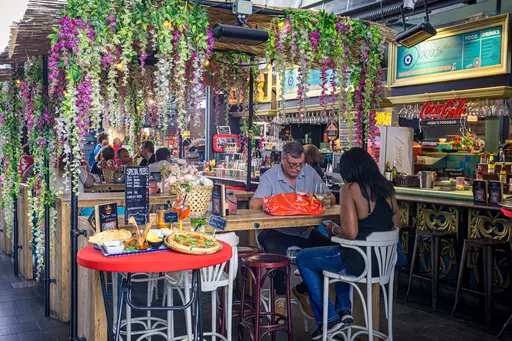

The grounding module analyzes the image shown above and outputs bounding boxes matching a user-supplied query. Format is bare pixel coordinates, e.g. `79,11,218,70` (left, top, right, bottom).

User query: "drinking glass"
315,182,327,207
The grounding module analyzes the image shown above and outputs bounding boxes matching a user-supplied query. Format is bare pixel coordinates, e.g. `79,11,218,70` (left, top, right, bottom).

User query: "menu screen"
125,166,150,225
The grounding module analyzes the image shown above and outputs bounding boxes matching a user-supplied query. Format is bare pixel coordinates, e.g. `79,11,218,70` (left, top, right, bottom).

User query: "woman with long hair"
304,144,325,178
295,147,400,339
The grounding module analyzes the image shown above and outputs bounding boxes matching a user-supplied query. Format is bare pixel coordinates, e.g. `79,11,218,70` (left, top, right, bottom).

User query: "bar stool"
238,254,293,341
452,238,512,329
405,230,458,311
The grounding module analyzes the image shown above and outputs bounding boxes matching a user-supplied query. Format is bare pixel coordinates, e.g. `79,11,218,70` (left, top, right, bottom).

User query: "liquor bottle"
384,161,392,181
475,164,483,181
500,169,507,185
391,162,398,185
489,154,495,174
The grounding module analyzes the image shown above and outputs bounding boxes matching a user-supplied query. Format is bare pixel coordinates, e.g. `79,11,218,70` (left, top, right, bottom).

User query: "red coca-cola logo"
419,99,468,120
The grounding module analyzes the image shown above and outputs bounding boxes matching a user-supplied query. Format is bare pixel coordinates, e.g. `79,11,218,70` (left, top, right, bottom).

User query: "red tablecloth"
77,242,232,273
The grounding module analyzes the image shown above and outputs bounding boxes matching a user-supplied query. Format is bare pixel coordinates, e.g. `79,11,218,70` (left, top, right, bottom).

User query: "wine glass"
315,182,327,207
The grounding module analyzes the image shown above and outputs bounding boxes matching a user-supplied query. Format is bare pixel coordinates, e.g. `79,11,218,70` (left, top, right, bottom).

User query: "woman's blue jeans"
296,246,351,325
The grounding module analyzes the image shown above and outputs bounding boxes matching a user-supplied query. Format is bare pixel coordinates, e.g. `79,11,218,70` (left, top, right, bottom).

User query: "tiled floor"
0,253,69,341
1,248,511,341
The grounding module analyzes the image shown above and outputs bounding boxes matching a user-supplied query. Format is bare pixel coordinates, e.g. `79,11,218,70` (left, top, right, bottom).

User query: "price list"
125,166,150,225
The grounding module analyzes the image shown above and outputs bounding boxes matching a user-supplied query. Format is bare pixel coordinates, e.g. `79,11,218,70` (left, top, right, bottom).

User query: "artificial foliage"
0,67,24,240
205,51,260,128
21,57,58,280
49,0,214,190
267,11,385,146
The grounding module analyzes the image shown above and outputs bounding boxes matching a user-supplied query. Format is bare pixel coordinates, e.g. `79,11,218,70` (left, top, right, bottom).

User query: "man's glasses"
284,157,304,170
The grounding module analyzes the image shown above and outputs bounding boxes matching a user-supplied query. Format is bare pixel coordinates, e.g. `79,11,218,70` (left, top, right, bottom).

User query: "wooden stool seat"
242,254,291,269
452,238,512,330
405,229,458,311
239,254,293,340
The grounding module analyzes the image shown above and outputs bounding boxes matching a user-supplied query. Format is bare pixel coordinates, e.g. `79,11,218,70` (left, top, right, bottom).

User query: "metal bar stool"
405,230,458,311
452,238,512,329
238,254,293,341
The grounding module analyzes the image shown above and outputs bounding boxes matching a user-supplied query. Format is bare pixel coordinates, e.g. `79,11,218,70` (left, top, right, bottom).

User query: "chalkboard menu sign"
88,203,119,233
164,211,179,224
125,166,150,225
209,215,227,231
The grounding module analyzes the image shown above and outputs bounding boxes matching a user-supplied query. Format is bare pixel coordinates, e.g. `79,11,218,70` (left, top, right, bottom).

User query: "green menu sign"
283,68,352,98
396,25,502,80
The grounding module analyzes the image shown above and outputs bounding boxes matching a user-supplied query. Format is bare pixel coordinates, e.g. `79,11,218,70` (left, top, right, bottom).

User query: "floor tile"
0,322,40,336
15,314,35,323
16,330,57,341
11,281,39,289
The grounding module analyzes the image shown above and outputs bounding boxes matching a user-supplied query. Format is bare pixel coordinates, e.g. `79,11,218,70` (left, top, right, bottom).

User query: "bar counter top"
394,187,502,210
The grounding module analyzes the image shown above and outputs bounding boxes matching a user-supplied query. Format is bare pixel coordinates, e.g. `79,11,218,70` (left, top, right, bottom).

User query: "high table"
77,243,232,341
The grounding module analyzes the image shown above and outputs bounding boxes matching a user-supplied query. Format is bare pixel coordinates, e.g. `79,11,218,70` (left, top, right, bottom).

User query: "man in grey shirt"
250,141,336,318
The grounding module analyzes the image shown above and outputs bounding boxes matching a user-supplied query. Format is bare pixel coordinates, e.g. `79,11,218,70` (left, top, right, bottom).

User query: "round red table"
78,242,232,341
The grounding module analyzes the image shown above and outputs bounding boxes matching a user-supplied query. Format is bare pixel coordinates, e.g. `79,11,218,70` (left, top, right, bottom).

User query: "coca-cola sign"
419,99,468,120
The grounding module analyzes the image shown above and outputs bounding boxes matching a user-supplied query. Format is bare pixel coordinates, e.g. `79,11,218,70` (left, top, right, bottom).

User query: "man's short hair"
156,148,171,162
141,140,154,153
101,146,115,161
97,132,108,144
282,141,304,159
116,147,128,159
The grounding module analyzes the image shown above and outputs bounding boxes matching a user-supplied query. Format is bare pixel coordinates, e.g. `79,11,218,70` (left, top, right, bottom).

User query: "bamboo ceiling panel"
1,0,396,64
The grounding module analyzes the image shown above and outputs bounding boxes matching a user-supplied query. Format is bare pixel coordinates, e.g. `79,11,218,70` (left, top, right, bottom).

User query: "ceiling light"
395,0,437,48
395,22,437,48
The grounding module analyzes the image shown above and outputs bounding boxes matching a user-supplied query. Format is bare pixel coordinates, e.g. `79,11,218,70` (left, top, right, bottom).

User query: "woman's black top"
311,163,324,178
341,194,394,276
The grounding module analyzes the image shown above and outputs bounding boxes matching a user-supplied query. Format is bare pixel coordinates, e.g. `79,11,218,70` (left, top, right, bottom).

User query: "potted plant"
190,217,207,232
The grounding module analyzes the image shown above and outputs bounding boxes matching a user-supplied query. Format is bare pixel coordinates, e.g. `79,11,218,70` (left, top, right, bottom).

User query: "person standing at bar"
304,144,325,178
138,140,157,166
89,132,109,167
112,137,123,158
250,141,336,319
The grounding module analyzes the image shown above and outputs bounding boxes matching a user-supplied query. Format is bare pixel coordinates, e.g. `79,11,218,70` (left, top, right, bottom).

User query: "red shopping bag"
262,193,325,216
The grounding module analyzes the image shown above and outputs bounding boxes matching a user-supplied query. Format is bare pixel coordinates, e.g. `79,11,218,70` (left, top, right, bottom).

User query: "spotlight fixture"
212,24,269,46
395,0,437,48
403,0,417,12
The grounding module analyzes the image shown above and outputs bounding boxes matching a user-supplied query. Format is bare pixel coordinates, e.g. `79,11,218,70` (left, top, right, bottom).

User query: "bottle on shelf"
384,161,392,181
500,168,507,185
489,154,495,173
475,164,483,181
391,162,398,185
